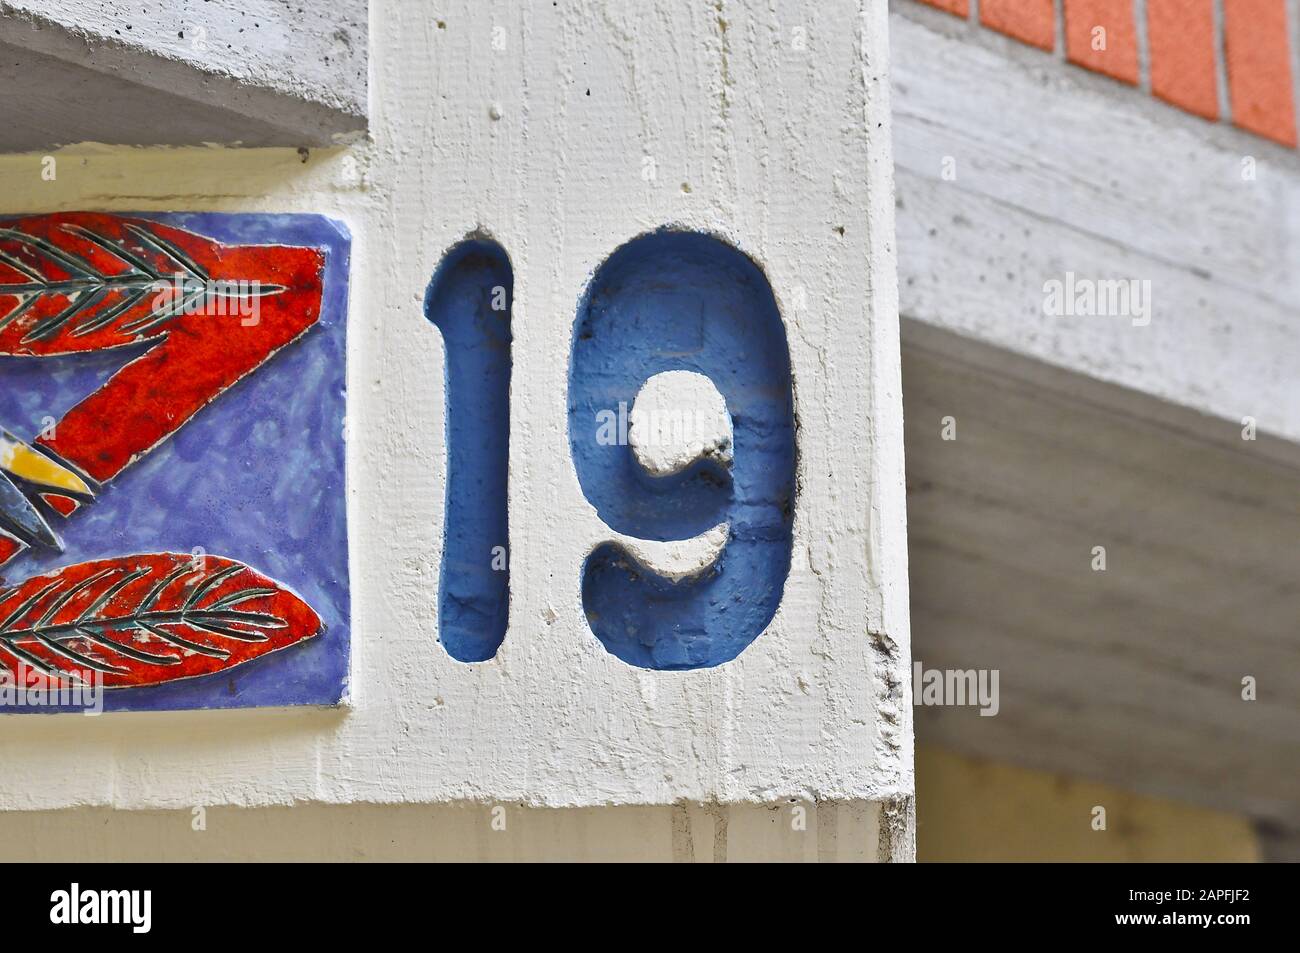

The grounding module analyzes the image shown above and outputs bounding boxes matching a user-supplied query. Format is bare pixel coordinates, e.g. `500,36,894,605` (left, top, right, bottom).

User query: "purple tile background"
0,212,350,712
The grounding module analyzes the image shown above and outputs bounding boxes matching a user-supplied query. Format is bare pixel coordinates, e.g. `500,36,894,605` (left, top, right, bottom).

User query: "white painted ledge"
892,6,1300,448
0,799,910,862
0,0,367,149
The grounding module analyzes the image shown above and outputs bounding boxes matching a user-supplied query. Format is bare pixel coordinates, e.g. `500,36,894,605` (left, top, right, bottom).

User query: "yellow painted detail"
0,435,92,497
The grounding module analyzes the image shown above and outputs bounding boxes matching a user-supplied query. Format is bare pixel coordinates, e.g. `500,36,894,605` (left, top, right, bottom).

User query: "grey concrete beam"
904,322,1300,824
0,0,367,149
893,5,1300,823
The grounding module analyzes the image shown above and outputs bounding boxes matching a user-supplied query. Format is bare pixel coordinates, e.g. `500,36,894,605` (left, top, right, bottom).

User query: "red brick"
980,0,1055,52
1223,0,1298,146
1064,0,1139,85
917,0,969,17
1147,0,1218,120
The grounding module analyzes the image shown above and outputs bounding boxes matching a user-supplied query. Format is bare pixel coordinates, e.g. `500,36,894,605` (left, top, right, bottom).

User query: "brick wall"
914,0,1299,146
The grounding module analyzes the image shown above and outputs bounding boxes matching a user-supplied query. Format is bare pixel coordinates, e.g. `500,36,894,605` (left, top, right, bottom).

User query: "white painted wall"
0,0,910,854
0,800,892,862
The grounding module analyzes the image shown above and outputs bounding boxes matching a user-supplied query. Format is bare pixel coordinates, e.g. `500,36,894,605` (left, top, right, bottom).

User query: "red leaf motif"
0,213,326,572
0,214,314,357
0,553,322,690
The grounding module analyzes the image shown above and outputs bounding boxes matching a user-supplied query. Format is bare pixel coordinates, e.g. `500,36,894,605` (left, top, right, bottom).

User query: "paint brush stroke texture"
569,231,796,670
0,213,349,711
424,239,512,663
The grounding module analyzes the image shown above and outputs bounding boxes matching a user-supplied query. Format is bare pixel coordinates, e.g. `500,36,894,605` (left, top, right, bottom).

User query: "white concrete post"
0,0,912,861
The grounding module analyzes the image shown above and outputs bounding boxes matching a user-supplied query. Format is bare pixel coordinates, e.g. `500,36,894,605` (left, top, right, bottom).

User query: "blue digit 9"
568,231,796,670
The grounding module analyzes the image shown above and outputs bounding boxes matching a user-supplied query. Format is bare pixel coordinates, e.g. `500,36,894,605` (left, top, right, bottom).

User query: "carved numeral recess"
425,240,512,663
430,230,797,670
568,231,796,670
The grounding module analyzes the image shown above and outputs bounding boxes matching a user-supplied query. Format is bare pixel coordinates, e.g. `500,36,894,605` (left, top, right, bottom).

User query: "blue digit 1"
425,240,512,662
568,231,796,670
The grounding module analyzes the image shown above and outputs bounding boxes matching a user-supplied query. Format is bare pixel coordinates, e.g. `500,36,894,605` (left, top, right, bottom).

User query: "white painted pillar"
0,0,911,861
